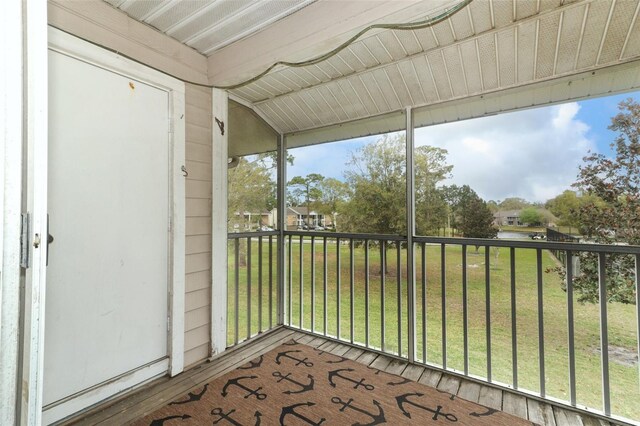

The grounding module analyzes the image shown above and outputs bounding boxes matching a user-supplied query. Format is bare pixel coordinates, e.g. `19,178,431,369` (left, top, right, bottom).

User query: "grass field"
227,237,639,421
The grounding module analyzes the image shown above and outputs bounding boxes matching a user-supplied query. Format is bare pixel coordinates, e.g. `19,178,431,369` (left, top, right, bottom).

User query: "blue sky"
287,91,640,203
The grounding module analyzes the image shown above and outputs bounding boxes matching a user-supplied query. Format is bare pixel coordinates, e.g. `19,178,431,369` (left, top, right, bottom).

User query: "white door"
43,49,172,422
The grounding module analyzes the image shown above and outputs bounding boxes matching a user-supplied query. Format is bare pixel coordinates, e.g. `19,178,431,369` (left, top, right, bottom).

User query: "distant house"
493,210,522,226
287,206,334,229
231,210,272,231
270,207,334,230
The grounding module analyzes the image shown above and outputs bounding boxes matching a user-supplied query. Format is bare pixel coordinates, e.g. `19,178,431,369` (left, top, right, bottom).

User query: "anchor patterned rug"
134,341,535,425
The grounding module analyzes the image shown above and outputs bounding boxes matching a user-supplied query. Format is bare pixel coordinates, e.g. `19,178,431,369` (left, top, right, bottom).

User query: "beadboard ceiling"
103,0,640,153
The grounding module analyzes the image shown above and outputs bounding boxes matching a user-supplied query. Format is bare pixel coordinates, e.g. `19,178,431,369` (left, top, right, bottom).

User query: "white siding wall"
184,84,213,367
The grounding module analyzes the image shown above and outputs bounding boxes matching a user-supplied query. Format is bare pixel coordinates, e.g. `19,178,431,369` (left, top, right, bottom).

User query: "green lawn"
227,238,639,421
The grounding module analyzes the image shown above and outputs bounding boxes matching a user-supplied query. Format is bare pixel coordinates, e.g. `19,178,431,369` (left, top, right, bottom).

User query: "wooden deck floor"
65,326,622,426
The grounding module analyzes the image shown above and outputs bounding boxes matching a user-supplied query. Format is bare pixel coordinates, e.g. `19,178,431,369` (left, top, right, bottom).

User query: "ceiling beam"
206,0,455,86
48,0,209,85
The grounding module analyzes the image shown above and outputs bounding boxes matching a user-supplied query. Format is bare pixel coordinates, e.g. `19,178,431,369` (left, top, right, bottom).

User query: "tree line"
229,99,640,305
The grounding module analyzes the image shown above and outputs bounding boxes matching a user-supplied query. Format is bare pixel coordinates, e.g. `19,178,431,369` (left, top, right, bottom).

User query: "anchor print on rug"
279,402,326,425
211,408,262,425
221,376,267,400
238,355,263,370
272,371,315,394
149,414,190,425
168,384,208,405
469,406,499,417
328,368,375,390
387,377,412,386
395,392,458,422
275,350,314,367
331,397,386,426
134,341,536,426
436,388,456,401
312,347,348,364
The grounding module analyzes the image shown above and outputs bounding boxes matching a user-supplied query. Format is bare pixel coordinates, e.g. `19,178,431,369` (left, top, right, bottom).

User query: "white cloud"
415,102,595,203
287,137,373,179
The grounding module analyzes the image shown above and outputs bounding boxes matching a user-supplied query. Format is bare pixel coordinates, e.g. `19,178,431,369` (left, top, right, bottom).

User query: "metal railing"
546,227,581,265
226,231,280,347
226,229,640,422
283,231,408,354
277,231,640,424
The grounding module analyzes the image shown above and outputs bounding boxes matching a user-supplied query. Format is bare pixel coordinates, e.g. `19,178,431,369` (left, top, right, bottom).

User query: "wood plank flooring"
63,327,624,426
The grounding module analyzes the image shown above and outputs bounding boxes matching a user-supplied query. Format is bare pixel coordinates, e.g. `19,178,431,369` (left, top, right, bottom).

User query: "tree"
460,195,498,240
545,190,603,229
440,185,481,236
339,134,451,273
486,200,500,214
441,185,497,251
556,99,640,304
340,134,407,235
340,133,452,236
288,173,325,225
499,197,532,211
414,144,452,236
519,207,543,226
227,155,276,232
317,178,349,230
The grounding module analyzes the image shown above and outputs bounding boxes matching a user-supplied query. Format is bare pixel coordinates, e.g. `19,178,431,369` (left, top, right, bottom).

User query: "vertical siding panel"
184,84,212,366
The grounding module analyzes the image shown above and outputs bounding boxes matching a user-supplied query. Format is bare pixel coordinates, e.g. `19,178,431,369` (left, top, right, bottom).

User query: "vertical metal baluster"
536,248,545,397
350,239,355,344
247,237,252,339
311,236,316,333
441,243,447,369
269,236,273,329
511,247,518,389
406,106,416,364
323,237,328,336
258,236,263,333
636,254,640,396
276,135,286,327
566,250,576,406
397,242,402,357
381,240,386,352
422,242,427,364
288,235,293,326
299,235,304,329
365,240,370,348
462,244,469,375
598,252,611,415
234,238,239,345
486,245,492,382
337,237,341,340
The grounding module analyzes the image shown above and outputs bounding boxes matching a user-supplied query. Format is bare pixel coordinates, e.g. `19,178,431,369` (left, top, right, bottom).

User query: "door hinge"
167,316,171,332
20,213,30,268
168,118,174,134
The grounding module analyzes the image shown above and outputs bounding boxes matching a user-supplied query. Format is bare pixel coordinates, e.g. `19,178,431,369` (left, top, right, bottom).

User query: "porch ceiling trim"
240,0,640,136
284,60,640,149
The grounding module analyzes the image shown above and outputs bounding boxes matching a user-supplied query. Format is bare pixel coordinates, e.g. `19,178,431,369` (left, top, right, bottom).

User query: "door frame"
39,27,186,423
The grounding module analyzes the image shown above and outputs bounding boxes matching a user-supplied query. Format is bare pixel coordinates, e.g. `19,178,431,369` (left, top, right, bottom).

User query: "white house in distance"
2,1,640,425
494,210,523,226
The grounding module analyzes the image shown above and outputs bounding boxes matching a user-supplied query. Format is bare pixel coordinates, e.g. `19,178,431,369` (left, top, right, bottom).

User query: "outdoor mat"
134,341,535,425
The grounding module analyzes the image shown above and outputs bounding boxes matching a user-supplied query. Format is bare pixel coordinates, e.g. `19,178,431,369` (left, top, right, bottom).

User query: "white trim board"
210,88,228,356
42,27,186,423
42,359,169,425
0,1,25,424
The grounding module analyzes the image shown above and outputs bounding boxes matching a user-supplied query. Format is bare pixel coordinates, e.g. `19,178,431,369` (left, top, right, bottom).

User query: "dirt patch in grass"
593,345,638,367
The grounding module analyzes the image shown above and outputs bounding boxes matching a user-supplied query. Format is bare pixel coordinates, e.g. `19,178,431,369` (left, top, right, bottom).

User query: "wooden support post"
211,88,229,355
